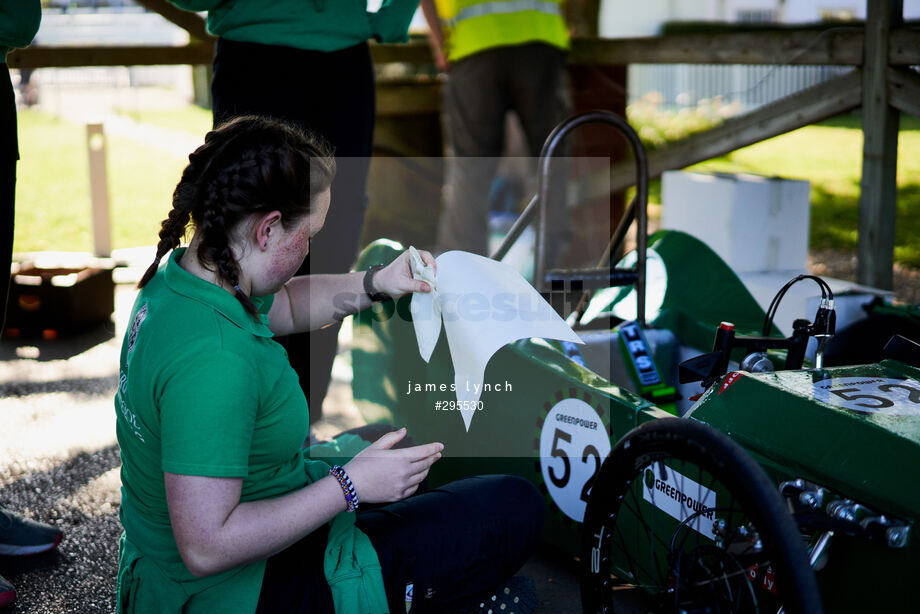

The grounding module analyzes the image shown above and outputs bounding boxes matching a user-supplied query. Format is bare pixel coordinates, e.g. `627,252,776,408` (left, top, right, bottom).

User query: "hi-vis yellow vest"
435,0,569,62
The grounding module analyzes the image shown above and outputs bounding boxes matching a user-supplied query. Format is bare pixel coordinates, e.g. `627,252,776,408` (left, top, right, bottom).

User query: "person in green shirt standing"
166,0,422,426
0,0,40,330
0,2,66,608
116,115,544,613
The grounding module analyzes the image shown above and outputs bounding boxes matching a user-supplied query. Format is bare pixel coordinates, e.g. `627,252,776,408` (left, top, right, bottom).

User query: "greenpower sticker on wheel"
642,462,717,540
814,377,920,416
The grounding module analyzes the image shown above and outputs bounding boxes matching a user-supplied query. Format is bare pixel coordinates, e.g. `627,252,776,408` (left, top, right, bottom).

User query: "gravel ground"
1,293,126,613
1,250,916,613
809,248,920,304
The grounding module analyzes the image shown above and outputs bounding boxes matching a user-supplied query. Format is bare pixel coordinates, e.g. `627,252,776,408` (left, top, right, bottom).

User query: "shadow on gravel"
0,513,122,614
0,549,64,577
0,444,121,499
0,322,115,362
0,444,123,613
0,375,118,399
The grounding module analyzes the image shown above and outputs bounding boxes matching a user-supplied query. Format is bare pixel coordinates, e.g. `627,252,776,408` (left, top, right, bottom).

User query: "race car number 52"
539,399,611,522
814,377,920,416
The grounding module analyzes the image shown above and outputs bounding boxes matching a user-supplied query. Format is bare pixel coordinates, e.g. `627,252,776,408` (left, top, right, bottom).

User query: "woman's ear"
254,211,283,251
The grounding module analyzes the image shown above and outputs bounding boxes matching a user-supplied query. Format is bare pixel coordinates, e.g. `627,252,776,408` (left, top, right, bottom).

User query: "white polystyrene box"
660,171,811,273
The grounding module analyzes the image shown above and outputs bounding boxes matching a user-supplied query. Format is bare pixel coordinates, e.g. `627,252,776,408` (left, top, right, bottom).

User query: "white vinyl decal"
642,462,717,540
813,377,920,416
539,399,611,522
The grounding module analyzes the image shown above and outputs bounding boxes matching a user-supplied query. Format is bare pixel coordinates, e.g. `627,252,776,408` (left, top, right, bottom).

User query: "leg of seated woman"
255,523,334,614
356,475,545,613
256,475,543,613
260,423,543,612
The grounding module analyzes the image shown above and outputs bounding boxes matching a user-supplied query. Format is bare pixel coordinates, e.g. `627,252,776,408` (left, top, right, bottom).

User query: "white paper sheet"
408,247,583,431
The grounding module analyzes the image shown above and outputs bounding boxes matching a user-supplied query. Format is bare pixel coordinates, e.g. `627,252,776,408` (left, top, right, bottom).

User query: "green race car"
350,113,919,613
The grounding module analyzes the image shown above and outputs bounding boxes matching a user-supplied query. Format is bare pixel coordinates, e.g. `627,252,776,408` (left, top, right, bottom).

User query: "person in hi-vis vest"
422,0,573,269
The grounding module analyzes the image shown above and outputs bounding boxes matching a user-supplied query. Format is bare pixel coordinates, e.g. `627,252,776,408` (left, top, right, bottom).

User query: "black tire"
580,418,822,614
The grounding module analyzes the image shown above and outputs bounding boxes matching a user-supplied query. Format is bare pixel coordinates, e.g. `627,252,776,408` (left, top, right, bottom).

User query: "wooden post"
858,0,902,290
87,124,112,258
191,63,212,109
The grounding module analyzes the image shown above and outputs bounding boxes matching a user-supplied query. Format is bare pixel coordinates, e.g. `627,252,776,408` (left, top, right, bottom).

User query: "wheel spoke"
610,515,643,589
621,485,673,558
580,421,821,614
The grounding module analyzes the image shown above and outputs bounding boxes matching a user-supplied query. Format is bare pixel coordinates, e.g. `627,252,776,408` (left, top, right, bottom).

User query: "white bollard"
87,123,112,258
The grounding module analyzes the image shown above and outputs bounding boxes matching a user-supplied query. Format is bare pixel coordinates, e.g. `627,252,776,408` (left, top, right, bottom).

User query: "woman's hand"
372,249,437,299
344,428,443,504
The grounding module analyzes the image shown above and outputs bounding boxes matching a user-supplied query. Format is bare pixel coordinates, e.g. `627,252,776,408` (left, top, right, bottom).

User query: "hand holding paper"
408,247,583,431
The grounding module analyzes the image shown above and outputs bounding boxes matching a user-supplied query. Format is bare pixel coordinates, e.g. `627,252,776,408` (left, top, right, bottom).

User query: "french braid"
137,176,195,288
137,116,335,318
198,176,256,315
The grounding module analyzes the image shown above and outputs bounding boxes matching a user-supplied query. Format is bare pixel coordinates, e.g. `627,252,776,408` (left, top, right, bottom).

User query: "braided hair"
138,116,335,316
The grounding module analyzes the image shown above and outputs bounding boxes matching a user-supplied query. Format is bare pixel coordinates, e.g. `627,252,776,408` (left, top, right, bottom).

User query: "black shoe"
0,574,16,608
0,507,63,556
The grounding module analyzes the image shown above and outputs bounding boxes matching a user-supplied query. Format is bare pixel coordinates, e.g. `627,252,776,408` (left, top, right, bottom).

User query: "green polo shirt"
115,249,386,614
0,0,41,61
168,0,420,53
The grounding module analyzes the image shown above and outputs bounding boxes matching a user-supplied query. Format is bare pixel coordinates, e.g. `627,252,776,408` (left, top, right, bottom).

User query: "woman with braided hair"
114,116,544,614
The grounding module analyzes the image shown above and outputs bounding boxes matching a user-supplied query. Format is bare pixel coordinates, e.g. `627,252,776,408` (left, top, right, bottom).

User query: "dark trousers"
436,43,572,267
257,422,543,613
256,474,544,614
212,38,376,421
1,64,18,331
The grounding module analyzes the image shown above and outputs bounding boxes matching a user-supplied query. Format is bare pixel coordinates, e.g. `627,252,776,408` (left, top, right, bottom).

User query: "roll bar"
490,111,649,327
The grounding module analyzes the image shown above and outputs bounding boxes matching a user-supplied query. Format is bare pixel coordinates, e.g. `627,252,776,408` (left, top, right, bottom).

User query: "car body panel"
350,233,919,610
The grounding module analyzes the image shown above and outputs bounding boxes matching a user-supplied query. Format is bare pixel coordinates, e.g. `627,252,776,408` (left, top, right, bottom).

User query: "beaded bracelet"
329,465,359,513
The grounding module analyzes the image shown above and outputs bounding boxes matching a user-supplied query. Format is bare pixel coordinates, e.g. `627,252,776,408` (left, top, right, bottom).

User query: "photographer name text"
406,380,512,395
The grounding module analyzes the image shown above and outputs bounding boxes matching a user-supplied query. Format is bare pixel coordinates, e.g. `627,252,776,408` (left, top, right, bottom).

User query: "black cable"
763,280,804,336
762,274,833,336
762,279,798,336
762,274,834,336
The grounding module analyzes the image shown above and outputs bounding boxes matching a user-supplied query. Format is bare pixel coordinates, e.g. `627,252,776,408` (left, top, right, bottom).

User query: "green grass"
113,104,213,136
14,109,189,254
683,113,920,267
